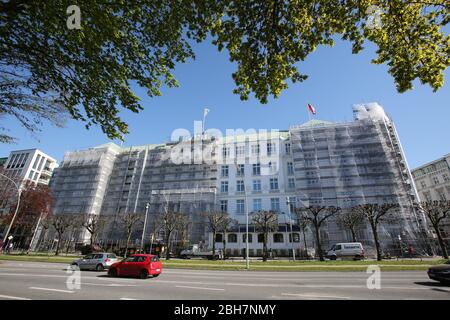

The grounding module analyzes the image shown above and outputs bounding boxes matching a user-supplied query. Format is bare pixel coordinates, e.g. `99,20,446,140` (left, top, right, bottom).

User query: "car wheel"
108,268,117,277
96,264,104,271
152,273,160,278
139,269,148,279
330,255,337,261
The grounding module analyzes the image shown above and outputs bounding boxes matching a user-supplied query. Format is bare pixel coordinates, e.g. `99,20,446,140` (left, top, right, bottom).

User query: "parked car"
326,242,365,260
428,260,450,284
180,244,220,260
71,253,119,271
108,254,162,279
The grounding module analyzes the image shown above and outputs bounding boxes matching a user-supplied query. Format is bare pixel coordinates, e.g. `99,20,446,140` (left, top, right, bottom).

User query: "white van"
327,242,365,260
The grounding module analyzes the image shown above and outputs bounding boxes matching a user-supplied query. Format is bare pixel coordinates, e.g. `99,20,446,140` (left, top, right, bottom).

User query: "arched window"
243,234,253,243
228,234,237,243
273,233,284,243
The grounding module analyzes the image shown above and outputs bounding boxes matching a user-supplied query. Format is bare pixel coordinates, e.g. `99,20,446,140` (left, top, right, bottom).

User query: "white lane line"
176,285,225,291
83,282,138,287
0,294,31,300
29,287,74,294
120,298,139,300
281,293,351,300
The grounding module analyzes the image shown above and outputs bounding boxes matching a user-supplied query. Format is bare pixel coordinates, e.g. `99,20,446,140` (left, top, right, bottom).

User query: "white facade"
3,149,57,185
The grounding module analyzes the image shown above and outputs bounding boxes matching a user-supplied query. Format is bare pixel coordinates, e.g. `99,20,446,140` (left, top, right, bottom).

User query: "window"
253,180,261,192
251,144,260,156
236,164,245,176
288,178,295,189
443,174,450,182
228,234,237,243
289,233,300,243
433,176,440,185
222,147,230,158
285,143,291,154
420,181,426,189
243,234,253,243
267,142,276,156
273,233,284,243
270,198,280,211
236,199,245,214
287,162,294,175
252,163,261,176
221,165,229,177
215,234,223,242
270,178,279,190
221,181,229,193
257,234,265,243
253,199,262,211
236,145,246,157
220,200,228,212
236,180,245,192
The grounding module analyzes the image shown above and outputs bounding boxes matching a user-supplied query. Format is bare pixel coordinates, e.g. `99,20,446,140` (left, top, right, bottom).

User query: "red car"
108,254,162,279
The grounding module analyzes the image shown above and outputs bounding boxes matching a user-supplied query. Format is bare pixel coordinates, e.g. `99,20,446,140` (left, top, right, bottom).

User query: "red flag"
307,103,316,115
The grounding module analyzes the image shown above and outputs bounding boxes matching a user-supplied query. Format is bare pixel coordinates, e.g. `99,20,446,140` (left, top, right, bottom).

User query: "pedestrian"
8,242,13,254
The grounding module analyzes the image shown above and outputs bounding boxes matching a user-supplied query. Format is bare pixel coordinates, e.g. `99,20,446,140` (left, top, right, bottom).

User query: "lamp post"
286,197,296,261
140,202,150,253
244,184,250,270
1,173,22,249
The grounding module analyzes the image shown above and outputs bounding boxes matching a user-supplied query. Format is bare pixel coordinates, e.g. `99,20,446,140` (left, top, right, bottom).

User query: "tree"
81,214,107,246
295,206,341,261
337,209,365,242
118,212,142,257
6,181,53,249
416,201,450,259
352,203,399,261
174,213,190,251
158,211,180,260
252,211,278,262
1,1,448,142
295,213,311,260
203,211,232,260
217,216,237,260
50,215,72,255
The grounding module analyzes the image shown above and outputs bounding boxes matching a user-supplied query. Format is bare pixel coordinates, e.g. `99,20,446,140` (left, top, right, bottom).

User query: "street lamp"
140,202,150,253
286,197,296,261
244,184,250,270
0,172,22,249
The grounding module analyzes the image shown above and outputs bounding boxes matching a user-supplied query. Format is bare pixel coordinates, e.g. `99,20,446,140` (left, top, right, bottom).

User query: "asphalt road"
0,260,449,300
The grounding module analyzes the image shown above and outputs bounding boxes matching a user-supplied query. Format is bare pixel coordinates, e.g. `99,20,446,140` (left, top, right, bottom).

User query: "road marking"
29,287,74,294
281,293,351,300
0,294,31,300
120,298,139,300
176,285,225,291
83,282,138,287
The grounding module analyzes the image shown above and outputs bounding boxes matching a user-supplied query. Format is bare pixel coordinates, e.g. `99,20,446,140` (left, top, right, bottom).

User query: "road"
0,260,449,300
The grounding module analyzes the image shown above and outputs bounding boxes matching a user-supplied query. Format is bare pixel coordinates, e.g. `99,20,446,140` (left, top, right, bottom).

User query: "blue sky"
1,38,449,169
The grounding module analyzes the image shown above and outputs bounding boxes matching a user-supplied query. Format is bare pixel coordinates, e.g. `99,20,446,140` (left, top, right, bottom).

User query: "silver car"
71,253,119,271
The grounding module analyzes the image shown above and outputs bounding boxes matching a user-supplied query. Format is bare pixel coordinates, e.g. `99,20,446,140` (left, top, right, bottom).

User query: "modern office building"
411,154,450,245
1,148,57,185
48,103,428,256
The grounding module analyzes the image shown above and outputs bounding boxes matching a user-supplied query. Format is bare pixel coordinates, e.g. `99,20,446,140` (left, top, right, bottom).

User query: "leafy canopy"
1,1,448,141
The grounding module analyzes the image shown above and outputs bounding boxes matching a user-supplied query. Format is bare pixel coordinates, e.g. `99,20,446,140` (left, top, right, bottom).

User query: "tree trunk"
55,233,61,256
222,234,226,260
370,222,382,261
211,230,216,260
165,231,172,260
350,227,357,242
125,233,132,258
313,223,324,261
302,229,308,260
433,224,449,259
263,232,268,262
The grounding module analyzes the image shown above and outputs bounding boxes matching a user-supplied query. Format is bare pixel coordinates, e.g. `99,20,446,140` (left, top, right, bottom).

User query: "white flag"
203,107,210,118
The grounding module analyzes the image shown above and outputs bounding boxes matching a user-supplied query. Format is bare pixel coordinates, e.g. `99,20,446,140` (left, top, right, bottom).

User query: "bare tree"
352,203,399,261
203,211,233,260
252,211,278,262
295,213,311,259
82,214,107,246
118,212,142,257
218,216,237,260
51,215,72,255
295,206,341,261
158,211,179,260
417,201,450,259
337,209,365,242
174,213,190,251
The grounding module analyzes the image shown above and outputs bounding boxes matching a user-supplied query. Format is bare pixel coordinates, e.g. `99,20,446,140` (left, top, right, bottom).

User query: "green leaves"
1,1,448,142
